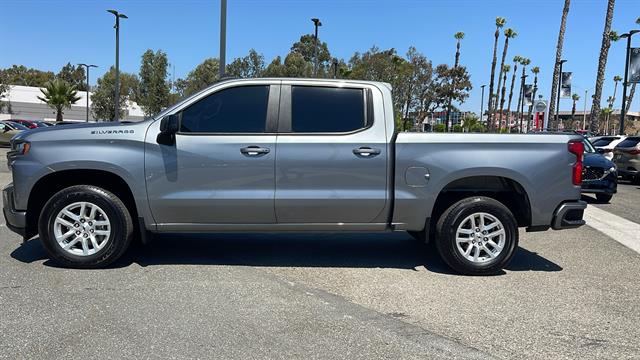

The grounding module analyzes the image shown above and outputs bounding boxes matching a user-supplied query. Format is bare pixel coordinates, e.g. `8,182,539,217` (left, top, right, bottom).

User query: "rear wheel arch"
428,175,532,234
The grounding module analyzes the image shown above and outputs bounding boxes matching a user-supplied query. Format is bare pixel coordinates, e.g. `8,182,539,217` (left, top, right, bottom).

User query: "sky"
1,0,639,113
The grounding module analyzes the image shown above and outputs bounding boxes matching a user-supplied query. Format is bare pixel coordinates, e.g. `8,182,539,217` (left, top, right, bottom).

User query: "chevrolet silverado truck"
3,79,587,275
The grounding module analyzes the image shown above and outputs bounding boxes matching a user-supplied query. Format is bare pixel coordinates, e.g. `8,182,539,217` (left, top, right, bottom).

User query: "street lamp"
107,9,128,122
77,63,97,122
555,59,567,130
311,18,322,77
480,85,486,125
219,0,227,78
619,30,639,135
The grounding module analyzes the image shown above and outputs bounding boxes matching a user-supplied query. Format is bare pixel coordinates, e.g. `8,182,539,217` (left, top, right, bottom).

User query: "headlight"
609,166,616,173
11,141,30,155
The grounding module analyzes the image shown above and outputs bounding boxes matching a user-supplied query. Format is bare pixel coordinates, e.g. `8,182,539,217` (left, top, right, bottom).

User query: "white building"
0,85,145,122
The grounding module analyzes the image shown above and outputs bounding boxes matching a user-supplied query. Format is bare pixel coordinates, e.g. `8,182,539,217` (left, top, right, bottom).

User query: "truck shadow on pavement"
11,232,562,275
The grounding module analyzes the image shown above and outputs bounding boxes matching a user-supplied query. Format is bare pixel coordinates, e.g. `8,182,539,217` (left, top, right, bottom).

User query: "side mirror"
596,148,605,154
157,114,179,145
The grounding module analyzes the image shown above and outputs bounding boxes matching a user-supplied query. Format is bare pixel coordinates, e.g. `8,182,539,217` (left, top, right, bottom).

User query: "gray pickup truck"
4,78,587,274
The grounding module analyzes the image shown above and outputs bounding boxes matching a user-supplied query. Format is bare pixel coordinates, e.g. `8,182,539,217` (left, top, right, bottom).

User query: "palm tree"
601,107,614,134
514,58,531,132
608,75,622,109
37,79,81,122
548,0,571,129
571,93,580,123
454,32,465,67
506,56,522,131
495,28,517,129
526,66,541,129
498,64,510,130
487,17,506,131
589,0,617,133
446,31,465,131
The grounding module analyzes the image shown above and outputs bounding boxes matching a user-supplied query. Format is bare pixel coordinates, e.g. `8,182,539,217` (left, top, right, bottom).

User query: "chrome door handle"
241,146,270,156
353,147,381,157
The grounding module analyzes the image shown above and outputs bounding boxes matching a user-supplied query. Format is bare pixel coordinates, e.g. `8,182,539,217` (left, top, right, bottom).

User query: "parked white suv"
591,136,626,161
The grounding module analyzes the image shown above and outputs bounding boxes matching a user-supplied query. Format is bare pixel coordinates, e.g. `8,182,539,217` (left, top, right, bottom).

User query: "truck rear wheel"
38,185,134,268
435,196,518,275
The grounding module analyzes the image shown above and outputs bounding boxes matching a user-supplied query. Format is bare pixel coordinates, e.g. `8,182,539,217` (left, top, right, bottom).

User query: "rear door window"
290,86,366,133
616,137,640,148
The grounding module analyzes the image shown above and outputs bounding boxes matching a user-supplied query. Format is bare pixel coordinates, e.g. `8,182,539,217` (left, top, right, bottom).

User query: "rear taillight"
603,149,613,153
568,140,584,185
628,149,640,155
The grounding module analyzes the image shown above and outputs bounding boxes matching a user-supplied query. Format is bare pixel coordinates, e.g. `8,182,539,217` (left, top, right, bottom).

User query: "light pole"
78,63,97,122
619,30,639,135
219,0,227,79
519,74,528,133
582,89,588,130
311,18,322,77
480,84,486,125
107,9,127,122
555,59,567,130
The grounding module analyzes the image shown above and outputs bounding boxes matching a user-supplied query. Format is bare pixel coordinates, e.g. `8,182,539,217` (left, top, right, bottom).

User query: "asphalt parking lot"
1,149,639,359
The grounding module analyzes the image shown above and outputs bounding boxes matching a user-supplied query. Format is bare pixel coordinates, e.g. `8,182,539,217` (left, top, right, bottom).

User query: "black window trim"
175,84,280,136
277,84,374,136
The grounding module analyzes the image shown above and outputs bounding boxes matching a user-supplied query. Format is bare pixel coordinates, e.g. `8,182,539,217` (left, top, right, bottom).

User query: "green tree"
290,34,332,77
91,67,139,121
548,0,571,127
0,73,9,113
0,65,55,87
589,0,616,133
175,58,220,97
404,47,434,125
348,47,412,114
226,49,265,78
57,63,87,91
487,17,506,130
262,56,287,77
37,79,81,121
138,49,171,116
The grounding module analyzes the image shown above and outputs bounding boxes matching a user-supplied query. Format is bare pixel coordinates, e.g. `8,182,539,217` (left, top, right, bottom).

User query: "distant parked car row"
0,119,82,146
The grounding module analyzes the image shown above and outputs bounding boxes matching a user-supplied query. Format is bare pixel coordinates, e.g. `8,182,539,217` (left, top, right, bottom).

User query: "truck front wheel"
38,185,134,268
435,196,518,275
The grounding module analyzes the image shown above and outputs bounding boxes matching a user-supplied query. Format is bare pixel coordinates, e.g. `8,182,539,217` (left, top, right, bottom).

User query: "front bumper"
551,201,587,230
2,183,26,236
581,175,617,195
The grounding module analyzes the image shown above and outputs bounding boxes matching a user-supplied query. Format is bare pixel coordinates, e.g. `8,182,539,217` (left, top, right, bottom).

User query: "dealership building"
0,85,145,122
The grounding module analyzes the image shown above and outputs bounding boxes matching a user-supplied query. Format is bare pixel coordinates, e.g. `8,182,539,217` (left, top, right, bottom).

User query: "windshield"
591,137,619,147
583,139,596,153
616,137,640,148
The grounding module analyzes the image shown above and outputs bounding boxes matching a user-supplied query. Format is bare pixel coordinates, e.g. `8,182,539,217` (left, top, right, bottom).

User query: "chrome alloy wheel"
455,212,506,264
53,202,111,256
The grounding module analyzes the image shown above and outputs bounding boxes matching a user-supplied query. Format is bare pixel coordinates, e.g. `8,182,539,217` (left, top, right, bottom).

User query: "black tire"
595,193,613,203
38,185,134,268
435,196,518,275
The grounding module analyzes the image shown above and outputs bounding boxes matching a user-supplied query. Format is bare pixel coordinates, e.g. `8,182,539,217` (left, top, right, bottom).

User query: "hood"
12,120,152,144
584,152,615,169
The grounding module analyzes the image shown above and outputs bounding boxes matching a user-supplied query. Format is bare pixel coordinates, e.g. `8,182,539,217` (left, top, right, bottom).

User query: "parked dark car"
582,139,617,203
613,136,640,184
10,119,51,129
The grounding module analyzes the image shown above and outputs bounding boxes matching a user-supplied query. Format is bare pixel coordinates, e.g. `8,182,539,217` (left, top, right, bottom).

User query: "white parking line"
584,205,640,255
